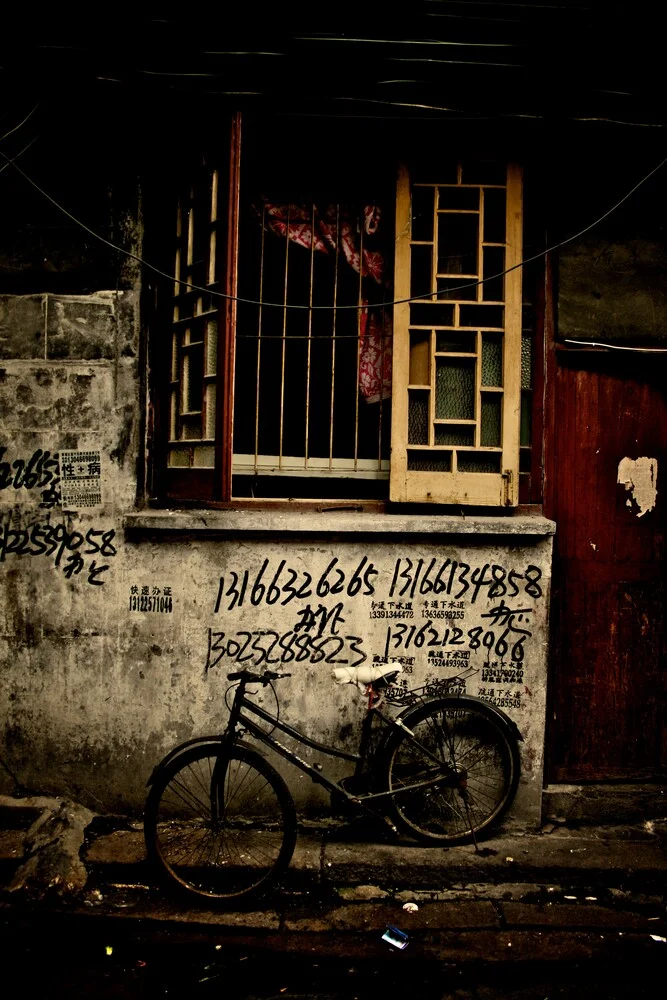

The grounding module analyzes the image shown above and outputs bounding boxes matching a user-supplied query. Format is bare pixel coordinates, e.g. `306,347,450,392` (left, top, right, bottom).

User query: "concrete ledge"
124,509,556,538
543,785,667,825
75,825,667,893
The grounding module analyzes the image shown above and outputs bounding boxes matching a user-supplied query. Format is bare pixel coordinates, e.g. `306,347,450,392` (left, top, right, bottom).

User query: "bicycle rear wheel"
377,698,520,845
144,744,297,901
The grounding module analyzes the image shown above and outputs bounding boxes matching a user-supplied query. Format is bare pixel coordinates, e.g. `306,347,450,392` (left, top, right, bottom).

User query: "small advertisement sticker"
59,450,103,508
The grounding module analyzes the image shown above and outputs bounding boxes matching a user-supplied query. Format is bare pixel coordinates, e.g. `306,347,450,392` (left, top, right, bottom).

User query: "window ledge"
124,509,555,538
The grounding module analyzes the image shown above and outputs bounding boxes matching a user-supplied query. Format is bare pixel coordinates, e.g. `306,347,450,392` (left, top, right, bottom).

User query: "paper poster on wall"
59,450,103,508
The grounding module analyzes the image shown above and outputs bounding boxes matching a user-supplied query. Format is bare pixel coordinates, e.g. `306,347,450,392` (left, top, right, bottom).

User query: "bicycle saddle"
332,662,403,690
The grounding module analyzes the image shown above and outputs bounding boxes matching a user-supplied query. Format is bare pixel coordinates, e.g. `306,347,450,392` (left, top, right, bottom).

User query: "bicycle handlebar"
227,670,292,684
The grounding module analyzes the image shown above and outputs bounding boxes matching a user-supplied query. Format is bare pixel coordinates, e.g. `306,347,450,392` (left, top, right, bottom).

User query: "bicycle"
144,662,522,902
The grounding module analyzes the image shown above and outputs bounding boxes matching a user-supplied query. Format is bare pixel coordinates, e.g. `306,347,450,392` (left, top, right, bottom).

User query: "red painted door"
545,351,667,781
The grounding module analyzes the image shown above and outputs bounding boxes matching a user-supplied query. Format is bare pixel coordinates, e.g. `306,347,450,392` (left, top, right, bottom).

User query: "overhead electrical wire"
1,109,665,313
0,105,38,144
0,138,37,177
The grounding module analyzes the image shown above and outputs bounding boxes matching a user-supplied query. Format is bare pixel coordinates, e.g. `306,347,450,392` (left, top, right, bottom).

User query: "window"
392,160,524,506
151,114,529,508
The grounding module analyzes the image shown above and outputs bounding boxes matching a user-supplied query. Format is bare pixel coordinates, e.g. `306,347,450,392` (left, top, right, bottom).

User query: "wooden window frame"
151,116,531,510
157,114,240,505
390,162,523,506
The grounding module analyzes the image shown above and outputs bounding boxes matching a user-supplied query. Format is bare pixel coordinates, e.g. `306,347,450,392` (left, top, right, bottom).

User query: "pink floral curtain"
261,202,392,403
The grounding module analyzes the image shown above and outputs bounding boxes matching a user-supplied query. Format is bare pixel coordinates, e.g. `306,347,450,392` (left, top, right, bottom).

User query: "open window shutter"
391,161,523,506
157,113,240,503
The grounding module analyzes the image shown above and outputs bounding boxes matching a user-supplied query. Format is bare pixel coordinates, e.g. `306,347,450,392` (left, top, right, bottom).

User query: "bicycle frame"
223,679,460,809
145,670,525,903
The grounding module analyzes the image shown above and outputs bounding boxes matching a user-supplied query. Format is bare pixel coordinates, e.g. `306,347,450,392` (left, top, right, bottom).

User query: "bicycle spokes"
382,701,519,843
145,746,297,900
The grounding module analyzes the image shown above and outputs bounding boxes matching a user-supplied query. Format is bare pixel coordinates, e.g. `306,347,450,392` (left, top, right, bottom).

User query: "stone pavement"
1,794,666,965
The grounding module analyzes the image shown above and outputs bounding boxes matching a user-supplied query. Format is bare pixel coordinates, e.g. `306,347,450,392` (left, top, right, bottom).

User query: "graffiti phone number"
214,556,542,612
421,609,464,620
388,622,527,661
205,629,367,672
389,559,542,603
214,557,378,612
0,521,116,585
370,609,414,619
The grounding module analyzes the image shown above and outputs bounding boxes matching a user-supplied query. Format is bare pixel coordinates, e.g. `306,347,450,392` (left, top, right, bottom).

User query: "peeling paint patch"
617,456,658,517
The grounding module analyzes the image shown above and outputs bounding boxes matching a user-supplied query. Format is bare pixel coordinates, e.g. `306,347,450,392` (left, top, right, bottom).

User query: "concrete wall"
0,289,554,831
558,239,667,344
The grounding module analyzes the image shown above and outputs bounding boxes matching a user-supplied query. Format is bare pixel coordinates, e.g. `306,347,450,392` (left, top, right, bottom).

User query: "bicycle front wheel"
144,744,297,901
378,698,520,845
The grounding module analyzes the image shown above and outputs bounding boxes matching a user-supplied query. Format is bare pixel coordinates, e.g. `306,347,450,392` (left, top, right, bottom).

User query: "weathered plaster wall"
119,514,553,828
1,291,554,832
0,289,140,810
558,239,667,344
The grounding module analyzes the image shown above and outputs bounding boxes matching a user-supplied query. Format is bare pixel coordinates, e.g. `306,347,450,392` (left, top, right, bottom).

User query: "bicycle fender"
145,736,266,786
397,693,524,742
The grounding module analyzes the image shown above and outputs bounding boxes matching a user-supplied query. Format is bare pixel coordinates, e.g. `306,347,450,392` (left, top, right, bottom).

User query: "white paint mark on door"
617,457,658,517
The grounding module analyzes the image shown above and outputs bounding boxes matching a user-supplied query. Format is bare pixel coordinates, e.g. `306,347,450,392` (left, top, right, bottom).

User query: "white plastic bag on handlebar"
331,662,403,691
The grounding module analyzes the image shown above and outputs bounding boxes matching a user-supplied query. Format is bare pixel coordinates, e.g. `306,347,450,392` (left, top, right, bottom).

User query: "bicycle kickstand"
461,793,480,854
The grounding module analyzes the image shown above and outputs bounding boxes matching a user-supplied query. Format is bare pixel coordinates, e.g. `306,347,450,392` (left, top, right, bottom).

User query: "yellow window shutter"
391,161,523,506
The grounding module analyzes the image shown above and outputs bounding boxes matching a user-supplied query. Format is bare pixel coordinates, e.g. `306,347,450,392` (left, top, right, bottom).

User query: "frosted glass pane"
408,391,429,445
205,384,216,439
205,319,218,376
436,360,475,420
521,333,532,389
481,394,501,446
408,450,452,472
457,453,501,473
435,425,475,446
182,421,203,441
482,334,503,387
193,445,215,468
169,389,177,440
168,447,190,467
171,332,179,381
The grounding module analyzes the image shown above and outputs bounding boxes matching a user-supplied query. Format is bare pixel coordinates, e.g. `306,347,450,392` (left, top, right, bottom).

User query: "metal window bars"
232,199,392,485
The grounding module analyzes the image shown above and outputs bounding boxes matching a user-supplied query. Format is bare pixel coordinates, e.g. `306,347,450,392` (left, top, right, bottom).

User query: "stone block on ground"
7,799,95,900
